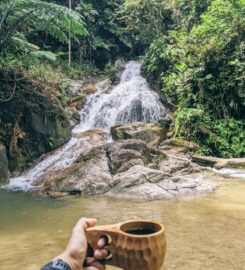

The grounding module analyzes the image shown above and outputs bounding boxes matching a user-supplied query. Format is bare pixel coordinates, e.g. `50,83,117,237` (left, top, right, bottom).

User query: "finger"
90,261,106,270
85,218,97,228
74,218,97,232
65,218,97,258
84,267,104,270
94,249,109,260
97,237,108,249
84,257,95,267
85,261,106,270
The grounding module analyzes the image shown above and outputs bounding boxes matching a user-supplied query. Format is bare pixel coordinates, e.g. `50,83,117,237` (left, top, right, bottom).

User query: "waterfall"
3,61,169,191
74,61,168,131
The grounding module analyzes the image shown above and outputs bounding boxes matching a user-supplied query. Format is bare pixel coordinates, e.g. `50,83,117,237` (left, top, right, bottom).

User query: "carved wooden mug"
85,220,166,270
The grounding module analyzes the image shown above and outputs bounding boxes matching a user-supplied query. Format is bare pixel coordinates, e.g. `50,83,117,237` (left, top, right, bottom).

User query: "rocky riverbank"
33,122,221,199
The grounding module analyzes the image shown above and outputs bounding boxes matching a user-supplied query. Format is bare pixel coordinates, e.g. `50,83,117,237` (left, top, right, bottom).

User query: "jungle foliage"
0,0,127,75
0,0,244,157
0,0,87,64
138,0,245,157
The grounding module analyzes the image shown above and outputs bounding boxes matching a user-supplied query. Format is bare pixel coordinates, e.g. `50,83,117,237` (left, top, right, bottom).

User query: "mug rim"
119,220,165,238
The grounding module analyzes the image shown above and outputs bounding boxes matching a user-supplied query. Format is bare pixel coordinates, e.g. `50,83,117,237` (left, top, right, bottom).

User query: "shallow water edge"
0,179,245,270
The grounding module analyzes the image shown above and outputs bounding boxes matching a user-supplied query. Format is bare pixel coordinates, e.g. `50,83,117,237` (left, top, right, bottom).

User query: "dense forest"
0,0,244,170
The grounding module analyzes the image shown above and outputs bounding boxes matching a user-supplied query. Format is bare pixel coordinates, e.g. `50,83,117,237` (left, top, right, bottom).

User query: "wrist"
55,252,81,270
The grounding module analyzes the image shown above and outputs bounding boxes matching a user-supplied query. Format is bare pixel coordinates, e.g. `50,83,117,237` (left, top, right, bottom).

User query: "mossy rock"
0,80,72,173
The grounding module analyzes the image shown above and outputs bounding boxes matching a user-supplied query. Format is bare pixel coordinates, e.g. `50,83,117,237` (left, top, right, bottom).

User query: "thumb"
74,218,97,232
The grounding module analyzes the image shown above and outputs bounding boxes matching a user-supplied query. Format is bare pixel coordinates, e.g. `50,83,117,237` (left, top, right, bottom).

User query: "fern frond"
0,0,88,52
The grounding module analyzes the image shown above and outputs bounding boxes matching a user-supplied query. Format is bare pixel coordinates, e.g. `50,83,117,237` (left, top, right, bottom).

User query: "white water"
4,61,169,191
215,168,245,179
75,61,168,131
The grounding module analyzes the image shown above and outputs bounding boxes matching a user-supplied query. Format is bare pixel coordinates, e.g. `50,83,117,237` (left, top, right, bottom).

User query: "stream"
0,180,245,270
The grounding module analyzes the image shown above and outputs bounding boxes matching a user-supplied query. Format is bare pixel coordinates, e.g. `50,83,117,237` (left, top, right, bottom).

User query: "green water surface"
0,181,245,270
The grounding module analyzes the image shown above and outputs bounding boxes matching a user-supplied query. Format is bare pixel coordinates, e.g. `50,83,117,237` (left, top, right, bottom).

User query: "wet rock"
36,145,113,195
70,111,81,128
216,158,245,169
0,144,10,184
35,138,216,199
68,95,87,111
159,117,172,133
0,89,72,173
191,156,218,167
36,139,163,194
82,82,98,95
158,139,202,175
108,165,216,200
66,80,84,95
105,139,166,174
66,78,103,99
66,79,98,96
48,191,68,198
158,155,192,175
65,107,81,128
111,182,175,200
192,156,245,169
160,138,198,152
72,129,108,145
111,122,168,146
115,59,126,70
111,165,170,190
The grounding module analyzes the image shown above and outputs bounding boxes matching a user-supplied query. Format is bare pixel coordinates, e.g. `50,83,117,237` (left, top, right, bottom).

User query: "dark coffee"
126,228,156,235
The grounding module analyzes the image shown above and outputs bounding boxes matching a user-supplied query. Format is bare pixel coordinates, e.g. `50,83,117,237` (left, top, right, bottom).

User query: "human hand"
56,218,108,270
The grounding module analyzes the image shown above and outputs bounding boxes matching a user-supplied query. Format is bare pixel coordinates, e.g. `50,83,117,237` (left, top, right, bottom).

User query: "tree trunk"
68,0,72,65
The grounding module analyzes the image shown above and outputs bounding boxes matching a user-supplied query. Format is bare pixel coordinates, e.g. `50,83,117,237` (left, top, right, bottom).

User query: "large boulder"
35,138,216,199
36,145,113,195
105,139,166,175
160,138,198,152
111,122,168,146
108,165,216,200
158,138,202,175
192,155,245,169
72,129,108,142
66,79,99,96
36,139,163,194
0,144,10,184
66,78,111,97
158,156,192,175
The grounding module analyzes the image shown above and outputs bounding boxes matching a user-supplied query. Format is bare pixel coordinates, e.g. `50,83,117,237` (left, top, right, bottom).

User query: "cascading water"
74,61,168,131
213,168,245,179
3,61,169,191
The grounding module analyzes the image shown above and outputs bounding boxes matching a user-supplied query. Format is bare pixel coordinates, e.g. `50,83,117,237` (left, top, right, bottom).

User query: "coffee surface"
125,228,156,235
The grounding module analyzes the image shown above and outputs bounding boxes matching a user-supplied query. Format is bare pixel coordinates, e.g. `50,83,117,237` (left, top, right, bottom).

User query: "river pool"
0,180,245,270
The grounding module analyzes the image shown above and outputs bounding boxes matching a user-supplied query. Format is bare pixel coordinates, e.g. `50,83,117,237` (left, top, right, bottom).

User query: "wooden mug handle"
85,224,120,264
